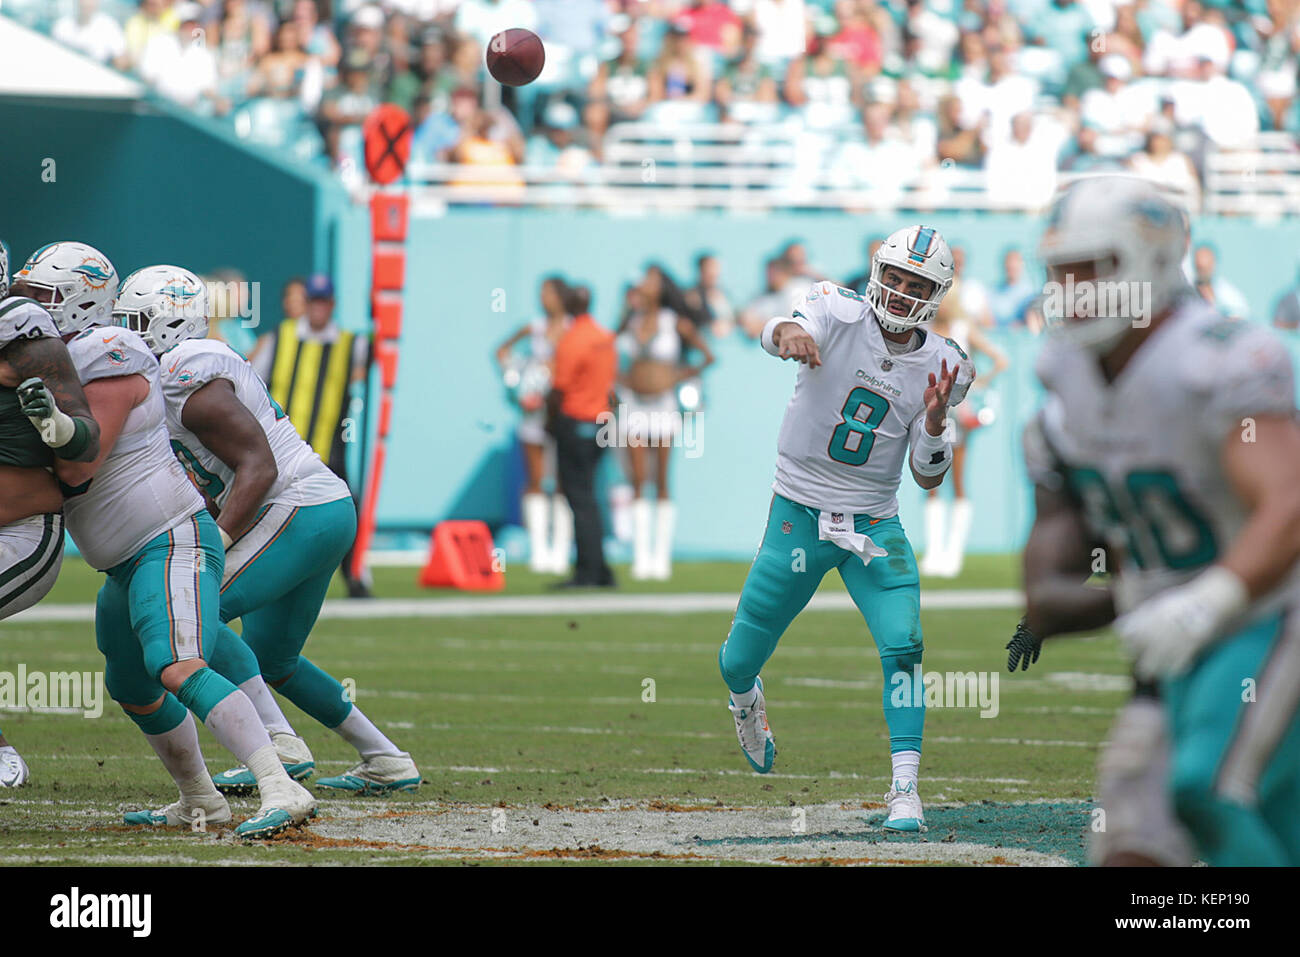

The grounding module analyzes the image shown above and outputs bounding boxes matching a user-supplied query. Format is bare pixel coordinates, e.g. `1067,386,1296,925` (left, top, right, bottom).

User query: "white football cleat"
315,753,422,793
237,778,317,840
729,677,775,774
883,780,926,832
124,794,232,829
0,745,30,787
212,731,315,794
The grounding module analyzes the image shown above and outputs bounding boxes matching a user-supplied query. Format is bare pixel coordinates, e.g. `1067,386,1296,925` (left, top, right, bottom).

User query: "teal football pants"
1162,612,1300,866
96,511,225,706
719,493,925,754
215,496,357,729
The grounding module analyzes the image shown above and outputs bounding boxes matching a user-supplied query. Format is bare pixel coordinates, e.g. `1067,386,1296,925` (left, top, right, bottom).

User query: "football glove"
16,377,76,447
1006,616,1042,672
1114,566,1248,681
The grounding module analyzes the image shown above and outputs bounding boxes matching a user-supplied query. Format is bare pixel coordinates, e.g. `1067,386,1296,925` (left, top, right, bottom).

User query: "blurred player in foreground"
117,265,420,795
0,240,101,787
1021,175,1300,865
12,242,315,838
719,226,974,831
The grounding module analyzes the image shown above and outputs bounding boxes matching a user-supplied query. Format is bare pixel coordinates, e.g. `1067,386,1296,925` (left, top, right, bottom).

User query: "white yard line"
5,588,1022,624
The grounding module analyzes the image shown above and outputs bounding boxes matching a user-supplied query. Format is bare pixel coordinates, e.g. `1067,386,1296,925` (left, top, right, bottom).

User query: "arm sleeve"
760,282,835,357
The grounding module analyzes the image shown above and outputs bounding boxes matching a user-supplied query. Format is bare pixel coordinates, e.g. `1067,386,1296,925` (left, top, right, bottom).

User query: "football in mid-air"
486,28,545,87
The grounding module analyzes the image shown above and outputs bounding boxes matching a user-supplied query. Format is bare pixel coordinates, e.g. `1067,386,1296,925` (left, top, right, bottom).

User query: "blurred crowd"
22,0,1300,200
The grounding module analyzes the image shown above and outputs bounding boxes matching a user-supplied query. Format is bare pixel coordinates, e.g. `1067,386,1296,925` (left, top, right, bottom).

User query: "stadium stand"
15,0,1300,212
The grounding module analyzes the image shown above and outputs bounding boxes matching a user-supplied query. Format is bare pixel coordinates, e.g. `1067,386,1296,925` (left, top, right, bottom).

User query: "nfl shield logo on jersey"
781,521,792,534
831,512,844,523
881,358,893,371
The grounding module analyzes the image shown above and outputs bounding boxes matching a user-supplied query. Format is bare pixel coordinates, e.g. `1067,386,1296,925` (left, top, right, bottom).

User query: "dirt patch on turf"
298,800,1083,865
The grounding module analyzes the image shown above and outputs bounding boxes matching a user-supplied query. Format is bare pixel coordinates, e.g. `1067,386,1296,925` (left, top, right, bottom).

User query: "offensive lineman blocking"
10,242,316,838
115,266,420,794
720,226,974,830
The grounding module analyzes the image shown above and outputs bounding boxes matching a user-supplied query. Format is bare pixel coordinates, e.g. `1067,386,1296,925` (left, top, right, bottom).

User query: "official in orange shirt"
547,284,616,588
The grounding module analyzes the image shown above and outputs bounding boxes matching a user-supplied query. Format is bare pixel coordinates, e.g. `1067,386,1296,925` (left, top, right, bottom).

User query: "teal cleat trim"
882,817,923,833
236,808,293,840
213,761,315,795
314,774,422,794
123,809,168,827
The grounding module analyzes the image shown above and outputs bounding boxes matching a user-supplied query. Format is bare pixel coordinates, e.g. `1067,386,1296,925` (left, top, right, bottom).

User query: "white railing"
401,122,1289,215
1203,132,1300,216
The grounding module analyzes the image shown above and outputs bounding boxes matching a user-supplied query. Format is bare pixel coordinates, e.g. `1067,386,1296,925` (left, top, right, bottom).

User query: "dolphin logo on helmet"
113,265,210,356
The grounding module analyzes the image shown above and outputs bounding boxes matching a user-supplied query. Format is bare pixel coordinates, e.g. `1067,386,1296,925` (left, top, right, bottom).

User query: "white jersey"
764,281,975,515
158,338,349,510
63,327,203,571
1025,296,1299,614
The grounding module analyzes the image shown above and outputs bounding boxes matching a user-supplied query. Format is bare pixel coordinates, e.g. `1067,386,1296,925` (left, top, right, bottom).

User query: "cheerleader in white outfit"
920,288,1008,577
496,276,574,573
617,266,714,580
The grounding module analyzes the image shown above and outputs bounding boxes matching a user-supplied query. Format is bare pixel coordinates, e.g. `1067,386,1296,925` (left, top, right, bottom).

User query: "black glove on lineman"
1006,616,1042,672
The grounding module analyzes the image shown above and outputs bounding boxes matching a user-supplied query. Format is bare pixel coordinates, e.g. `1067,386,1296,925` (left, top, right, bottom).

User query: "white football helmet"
1038,175,1190,355
866,225,955,333
113,265,209,355
12,241,117,334
0,240,9,299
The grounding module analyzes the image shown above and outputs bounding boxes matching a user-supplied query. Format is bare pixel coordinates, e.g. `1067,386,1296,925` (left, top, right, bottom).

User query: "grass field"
0,555,1126,866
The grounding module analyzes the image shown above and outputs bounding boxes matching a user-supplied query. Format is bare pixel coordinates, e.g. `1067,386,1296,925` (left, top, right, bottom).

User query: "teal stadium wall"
0,95,356,348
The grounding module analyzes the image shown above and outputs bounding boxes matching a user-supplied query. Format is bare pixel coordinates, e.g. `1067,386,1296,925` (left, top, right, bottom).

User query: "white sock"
550,494,573,572
632,497,654,578
238,676,294,737
142,712,221,804
891,749,921,790
333,706,403,760
947,497,973,575
730,683,759,709
523,493,550,571
204,691,290,789
923,497,947,570
245,744,293,793
652,499,676,578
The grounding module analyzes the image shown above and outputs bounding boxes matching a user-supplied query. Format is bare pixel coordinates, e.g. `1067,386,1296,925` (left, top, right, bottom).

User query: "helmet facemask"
867,262,948,333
